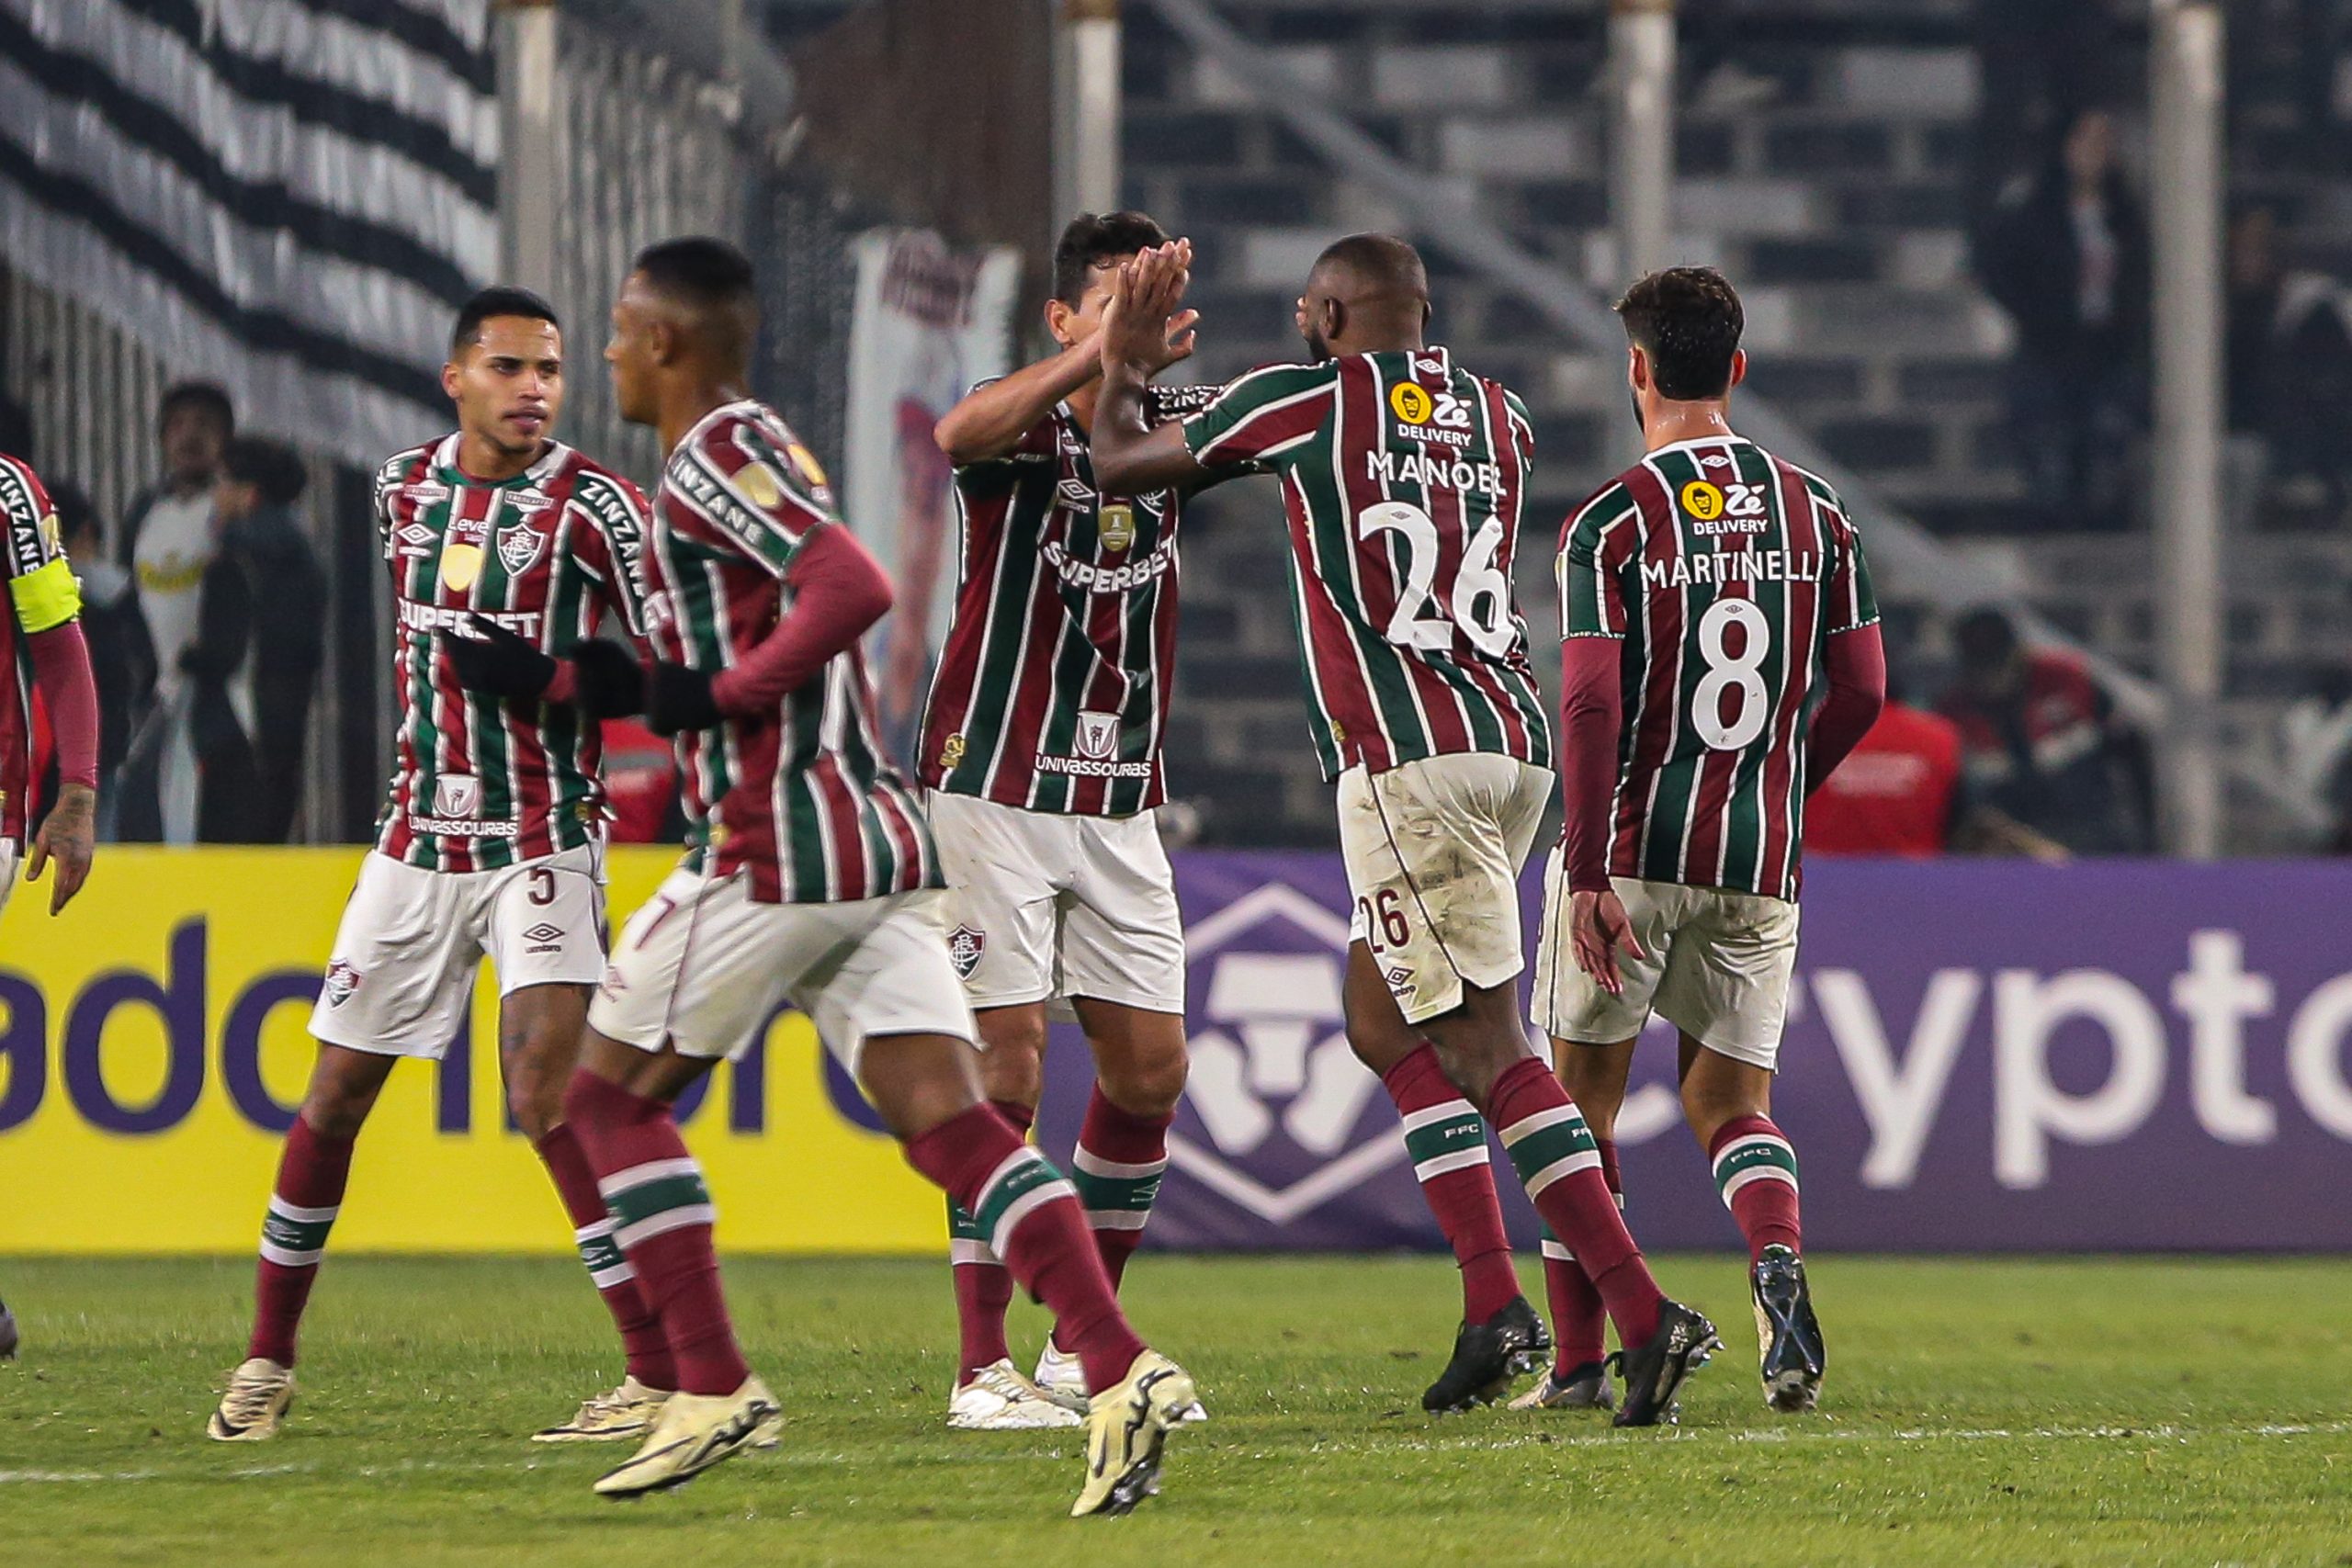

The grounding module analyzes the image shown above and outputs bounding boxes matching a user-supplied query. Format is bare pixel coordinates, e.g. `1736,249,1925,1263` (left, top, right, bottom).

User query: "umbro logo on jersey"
497,523,547,574
1701,453,1733,468
398,523,435,547
322,959,363,1009
1056,478,1095,508
946,925,987,979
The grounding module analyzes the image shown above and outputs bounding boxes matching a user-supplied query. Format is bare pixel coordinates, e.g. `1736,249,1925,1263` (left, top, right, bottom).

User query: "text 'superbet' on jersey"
1560,434,1878,903
374,435,650,872
1181,347,1552,779
921,383,1220,818
645,400,937,905
0,453,77,847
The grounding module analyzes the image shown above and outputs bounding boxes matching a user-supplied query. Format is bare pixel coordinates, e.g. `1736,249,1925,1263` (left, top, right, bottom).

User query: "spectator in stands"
2278,663,2352,852
1970,0,2120,232
187,437,327,842
1935,608,2154,854
116,380,234,841
51,482,150,835
1805,665,2067,861
2226,204,2352,517
1977,107,2147,530
600,716,684,844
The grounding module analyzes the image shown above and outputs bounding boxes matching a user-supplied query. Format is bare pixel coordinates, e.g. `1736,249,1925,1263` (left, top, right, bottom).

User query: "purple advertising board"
1025,854,2352,1253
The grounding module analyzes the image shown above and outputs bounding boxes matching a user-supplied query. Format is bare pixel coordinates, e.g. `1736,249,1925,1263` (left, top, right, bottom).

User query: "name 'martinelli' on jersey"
649,399,936,905
1179,345,1552,780
1558,434,1879,903
920,382,1217,817
371,434,650,874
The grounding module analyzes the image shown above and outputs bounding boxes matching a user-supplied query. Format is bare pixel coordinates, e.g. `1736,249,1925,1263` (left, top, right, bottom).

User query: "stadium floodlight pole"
496,0,561,292
2150,0,2227,857
1055,0,1125,225
1609,0,1677,283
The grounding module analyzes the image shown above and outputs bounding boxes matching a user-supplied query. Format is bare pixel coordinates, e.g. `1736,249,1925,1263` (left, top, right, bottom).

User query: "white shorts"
310,843,609,1058
926,791,1184,1015
1337,752,1555,1026
587,863,976,1077
1532,852,1802,1071
0,839,17,919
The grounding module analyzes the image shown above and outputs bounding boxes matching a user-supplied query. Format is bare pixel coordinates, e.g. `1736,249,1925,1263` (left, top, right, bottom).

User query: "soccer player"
1,448,103,1363
548,236,1199,1512
1091,235,1718,1427
1521,267,1884,1415
918,210,1224,1429
209,288,669,1443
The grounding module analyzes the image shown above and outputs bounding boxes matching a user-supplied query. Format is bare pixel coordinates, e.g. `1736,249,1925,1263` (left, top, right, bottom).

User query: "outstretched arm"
1092,242,1215,497
934,334,1100,466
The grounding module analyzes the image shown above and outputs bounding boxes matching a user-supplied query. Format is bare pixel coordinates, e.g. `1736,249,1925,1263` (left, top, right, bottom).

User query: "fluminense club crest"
946,925,987,979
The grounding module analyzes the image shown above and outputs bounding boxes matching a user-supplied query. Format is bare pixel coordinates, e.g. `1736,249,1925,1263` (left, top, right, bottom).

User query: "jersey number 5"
1692,597,1772,750
1357,501,1515,658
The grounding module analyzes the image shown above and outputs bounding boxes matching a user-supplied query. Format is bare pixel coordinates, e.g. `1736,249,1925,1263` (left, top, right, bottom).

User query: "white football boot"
207,1358,296,1441
947,1359,1083,1430
1032,1337,1091,1416
534,1375,671,1443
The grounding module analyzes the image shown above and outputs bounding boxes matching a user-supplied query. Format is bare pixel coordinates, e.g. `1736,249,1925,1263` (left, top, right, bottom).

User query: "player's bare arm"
1091,242,1210,495
934,331,1105,465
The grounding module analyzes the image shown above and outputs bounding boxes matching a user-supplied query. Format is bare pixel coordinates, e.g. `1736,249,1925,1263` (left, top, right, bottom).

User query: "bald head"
1298,232,1430,359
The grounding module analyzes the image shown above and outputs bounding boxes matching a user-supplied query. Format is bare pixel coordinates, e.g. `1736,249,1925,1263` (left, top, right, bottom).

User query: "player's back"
647,399,933,905
1183,344,1550,779
1559,434,1876,901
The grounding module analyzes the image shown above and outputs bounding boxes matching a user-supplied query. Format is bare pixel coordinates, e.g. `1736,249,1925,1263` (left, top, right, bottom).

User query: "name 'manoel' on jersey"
1179,346,1552,779
1559,434,1878,902
373,434,650,873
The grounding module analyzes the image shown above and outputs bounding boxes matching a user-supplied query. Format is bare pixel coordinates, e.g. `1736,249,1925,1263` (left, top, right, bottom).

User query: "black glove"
645,660,724,737
569,637,649,719
447,615,555,702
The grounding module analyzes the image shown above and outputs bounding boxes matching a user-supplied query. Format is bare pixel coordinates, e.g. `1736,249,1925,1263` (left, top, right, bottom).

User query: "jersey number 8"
1692,597,1773,750
1356,501,1515,658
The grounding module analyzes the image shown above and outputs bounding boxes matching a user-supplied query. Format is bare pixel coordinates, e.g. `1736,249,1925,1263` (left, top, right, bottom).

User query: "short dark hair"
451,286,560,355
633,236,758,316
220,436,309,508
1052,211,1170,304
1310,232,1428,299
159,380,234,436
47,479,97,547
1615,267,1745,401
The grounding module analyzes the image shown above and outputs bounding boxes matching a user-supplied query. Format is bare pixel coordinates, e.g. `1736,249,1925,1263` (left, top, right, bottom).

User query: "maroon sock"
949,1100,1033,1382
562,1070,749,1397
535,1122,677,1391
1071,1086,1171,1294
1539,1135,1619,1374
1708,1114,1803,1262
247,1117,355,1367
908,1103,1147,1396
1487,1057,1662,1348
1382,1043,1520,1323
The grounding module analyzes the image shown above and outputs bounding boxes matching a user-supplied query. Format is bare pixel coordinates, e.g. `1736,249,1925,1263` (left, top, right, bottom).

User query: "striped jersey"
1559,434,1878,902
374,434,650,871
920,383,1218,816
646,400,937,905
1180,346,1552,779
0,454,77,847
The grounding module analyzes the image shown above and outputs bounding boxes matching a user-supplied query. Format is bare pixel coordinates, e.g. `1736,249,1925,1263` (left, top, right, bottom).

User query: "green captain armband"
8,556,80,633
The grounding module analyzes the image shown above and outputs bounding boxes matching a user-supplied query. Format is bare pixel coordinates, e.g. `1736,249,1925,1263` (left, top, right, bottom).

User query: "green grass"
0,1255,2347,1566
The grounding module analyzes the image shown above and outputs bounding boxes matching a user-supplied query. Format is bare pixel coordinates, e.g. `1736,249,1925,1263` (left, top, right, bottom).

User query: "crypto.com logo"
1170,883,1407,1224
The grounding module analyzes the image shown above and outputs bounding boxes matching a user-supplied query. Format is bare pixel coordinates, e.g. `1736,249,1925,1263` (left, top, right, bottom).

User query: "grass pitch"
0,1254,2346,1566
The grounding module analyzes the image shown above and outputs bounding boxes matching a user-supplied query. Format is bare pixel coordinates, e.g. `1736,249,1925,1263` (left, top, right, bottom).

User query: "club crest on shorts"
946,925,987,979
322,959,363,1009
496,521,547,575
1074,710,1119,761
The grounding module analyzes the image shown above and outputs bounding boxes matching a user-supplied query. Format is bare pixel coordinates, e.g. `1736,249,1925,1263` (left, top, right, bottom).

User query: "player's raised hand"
1568,887,1645,997
26,780,95,916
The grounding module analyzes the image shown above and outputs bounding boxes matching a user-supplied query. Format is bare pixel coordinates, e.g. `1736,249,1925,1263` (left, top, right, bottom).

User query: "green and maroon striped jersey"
1559,434,1878,902
0,452,72,848
1180,346,1552,779
646,399,937,905
919,383,1219,817
373,434,650,872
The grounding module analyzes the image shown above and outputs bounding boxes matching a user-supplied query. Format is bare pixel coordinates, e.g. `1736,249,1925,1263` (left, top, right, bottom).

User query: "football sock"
1540,1136,1618,1374
946,1100,1032,1382
1487,1056,1663,1348
1710,1114,1802,1262
1382,1043,1519,1323
535,1122,677,1391
1070,1085,1170,1293
562,1070,750,1397
247,1116,354,1367
907,1102,1147,1397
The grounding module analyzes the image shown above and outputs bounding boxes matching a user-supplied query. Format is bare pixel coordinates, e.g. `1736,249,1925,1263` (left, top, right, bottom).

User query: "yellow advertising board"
0,848,943,1254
